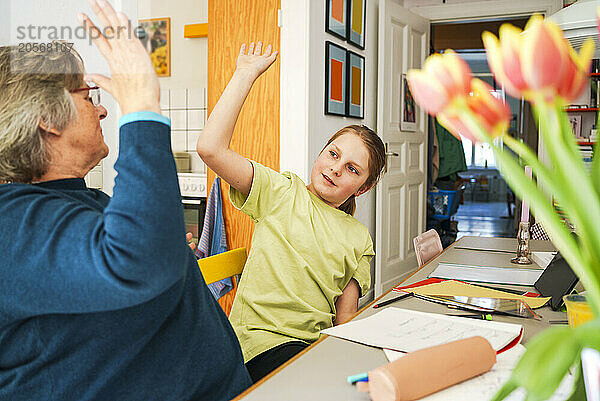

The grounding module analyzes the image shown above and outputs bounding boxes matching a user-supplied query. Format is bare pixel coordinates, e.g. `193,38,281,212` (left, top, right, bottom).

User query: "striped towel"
195,177,233,300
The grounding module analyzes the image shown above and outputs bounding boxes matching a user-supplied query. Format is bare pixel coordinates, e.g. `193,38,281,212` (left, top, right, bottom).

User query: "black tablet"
534,253,579,310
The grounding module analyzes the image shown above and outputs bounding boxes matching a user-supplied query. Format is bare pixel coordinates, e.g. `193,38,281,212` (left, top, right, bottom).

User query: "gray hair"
0,43,84,183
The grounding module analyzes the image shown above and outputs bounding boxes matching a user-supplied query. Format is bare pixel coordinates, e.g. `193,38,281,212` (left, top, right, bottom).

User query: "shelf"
565,107,598,112
578,141,596,146
184,23,208,38
590,73,600,76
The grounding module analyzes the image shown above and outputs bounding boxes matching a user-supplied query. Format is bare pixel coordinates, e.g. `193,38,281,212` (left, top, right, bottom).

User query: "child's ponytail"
338,195,356,216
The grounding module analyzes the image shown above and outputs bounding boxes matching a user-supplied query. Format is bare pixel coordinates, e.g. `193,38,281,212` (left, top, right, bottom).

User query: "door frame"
406,0,561,23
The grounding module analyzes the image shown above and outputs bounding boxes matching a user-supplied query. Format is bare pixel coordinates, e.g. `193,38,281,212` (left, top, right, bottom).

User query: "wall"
281,0,379,302
138,0,208,174
138,0,208,91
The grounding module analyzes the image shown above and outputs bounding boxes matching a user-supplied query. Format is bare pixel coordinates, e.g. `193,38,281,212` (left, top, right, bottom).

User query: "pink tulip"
521,16,570,94
406,50,472,115
597,6,600,37
438,79,511,143
482,24,528,99
483,15,593,103
558,43,594,101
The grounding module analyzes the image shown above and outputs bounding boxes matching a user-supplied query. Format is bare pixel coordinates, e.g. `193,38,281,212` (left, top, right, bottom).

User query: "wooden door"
208,0,280,313
375,0,429,296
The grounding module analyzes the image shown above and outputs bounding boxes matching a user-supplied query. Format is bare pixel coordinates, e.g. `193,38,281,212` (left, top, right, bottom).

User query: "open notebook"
321,307,522,354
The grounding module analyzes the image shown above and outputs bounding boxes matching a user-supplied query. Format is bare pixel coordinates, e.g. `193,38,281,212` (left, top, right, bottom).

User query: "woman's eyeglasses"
70,86,101,106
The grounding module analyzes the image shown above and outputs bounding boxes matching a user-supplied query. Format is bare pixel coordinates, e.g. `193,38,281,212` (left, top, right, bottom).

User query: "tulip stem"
455,110,600,317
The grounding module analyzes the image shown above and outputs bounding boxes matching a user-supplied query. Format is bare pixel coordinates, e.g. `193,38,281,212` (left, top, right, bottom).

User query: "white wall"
137,0,208,91
281,0,380,302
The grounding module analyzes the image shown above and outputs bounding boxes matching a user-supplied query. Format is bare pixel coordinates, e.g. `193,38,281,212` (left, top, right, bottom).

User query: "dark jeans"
245,341,308,383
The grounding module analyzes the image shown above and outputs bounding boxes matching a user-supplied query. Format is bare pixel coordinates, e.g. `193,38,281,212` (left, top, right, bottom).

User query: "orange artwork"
332,0,344,23
331,59,344,102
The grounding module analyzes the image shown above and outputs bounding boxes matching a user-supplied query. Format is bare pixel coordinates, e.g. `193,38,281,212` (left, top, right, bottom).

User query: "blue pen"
347,372,369,384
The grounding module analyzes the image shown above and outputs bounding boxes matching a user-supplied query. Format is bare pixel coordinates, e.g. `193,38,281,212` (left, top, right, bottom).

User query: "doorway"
428,18,536,244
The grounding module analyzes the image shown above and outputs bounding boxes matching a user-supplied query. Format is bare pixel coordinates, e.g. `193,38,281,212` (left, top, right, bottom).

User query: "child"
196,42,386,383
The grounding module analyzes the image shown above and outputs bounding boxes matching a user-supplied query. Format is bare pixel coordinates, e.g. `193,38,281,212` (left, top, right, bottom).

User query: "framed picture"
138,17,171,77
569,114,582,138
326,0,347,40
346,50,364,119
401,75,417,131
325,41,347,116
347,0,366,49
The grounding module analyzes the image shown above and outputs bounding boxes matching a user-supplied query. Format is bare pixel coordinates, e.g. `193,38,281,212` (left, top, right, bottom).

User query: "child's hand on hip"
236,42,278,81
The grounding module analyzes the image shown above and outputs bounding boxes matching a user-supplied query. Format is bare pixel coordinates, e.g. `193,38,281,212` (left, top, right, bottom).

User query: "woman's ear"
38,120,61,136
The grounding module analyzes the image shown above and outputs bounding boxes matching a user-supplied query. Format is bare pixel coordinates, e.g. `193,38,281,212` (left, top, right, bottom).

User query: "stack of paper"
321,307,522,353
530,251,557,269
392,280,550,309
429,249,545,286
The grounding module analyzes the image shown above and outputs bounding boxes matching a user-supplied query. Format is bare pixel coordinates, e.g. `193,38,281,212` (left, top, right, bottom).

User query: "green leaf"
592,139,600,199
487,140,582,275
510,327,581,399
492,319,600,401
565,362,585,401
575,318,600,348
490,379,518,401
535,102,600,257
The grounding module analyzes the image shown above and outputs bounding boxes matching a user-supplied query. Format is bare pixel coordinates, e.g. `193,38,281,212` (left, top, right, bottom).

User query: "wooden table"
233,236,566,400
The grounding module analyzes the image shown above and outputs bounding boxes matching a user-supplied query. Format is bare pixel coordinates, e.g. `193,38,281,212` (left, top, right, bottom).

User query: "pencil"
447,313,493,320
373,292,413,308
347,372,369,384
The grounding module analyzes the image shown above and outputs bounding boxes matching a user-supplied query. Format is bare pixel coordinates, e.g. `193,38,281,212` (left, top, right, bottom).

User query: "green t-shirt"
229,161,374,362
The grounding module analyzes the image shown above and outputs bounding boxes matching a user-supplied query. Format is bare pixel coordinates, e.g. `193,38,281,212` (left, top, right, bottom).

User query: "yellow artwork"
138,17,171,77
352,0,363,35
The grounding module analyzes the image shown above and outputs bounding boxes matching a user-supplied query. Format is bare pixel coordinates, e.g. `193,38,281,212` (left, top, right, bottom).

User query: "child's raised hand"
236,42,278,81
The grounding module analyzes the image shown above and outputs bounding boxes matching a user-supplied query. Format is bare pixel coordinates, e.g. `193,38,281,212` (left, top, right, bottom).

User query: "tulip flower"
406,50,471,115
597,6,600,37
483,15,593,103
557,41,594,101
482,24,528,99
437,79,510,143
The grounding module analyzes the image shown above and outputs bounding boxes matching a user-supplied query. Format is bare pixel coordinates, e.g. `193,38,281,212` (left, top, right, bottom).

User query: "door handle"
384,143,399,173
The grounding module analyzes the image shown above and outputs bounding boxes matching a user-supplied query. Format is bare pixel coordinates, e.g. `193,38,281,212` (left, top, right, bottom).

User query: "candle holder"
511,222,532,265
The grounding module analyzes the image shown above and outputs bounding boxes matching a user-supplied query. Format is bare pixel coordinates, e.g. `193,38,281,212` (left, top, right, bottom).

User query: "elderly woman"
0,2,251,401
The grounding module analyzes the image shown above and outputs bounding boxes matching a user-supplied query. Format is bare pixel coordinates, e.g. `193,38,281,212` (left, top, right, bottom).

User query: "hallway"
454,201,515,240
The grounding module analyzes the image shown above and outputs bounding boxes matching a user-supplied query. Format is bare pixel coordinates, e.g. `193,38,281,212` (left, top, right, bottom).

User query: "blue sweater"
0,117,251,400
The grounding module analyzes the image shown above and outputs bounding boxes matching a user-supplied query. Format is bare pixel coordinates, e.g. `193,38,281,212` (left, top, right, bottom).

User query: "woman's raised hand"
236,42,278,81
77,0,160,115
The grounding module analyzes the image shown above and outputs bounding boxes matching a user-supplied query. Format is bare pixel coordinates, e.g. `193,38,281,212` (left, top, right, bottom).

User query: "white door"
375,0,429,296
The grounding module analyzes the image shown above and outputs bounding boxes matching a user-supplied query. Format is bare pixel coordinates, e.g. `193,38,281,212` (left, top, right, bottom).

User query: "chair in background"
197,247,247,285
473,175,490,201
530,222,551,241
413,229,443,268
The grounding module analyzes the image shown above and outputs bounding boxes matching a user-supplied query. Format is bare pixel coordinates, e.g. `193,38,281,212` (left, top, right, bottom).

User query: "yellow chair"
197,247,247,285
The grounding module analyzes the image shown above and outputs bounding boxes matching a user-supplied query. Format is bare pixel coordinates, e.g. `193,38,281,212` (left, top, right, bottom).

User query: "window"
454,51,520,168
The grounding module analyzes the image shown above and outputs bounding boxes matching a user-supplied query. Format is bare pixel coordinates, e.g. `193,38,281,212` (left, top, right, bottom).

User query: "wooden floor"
454,201,515,239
